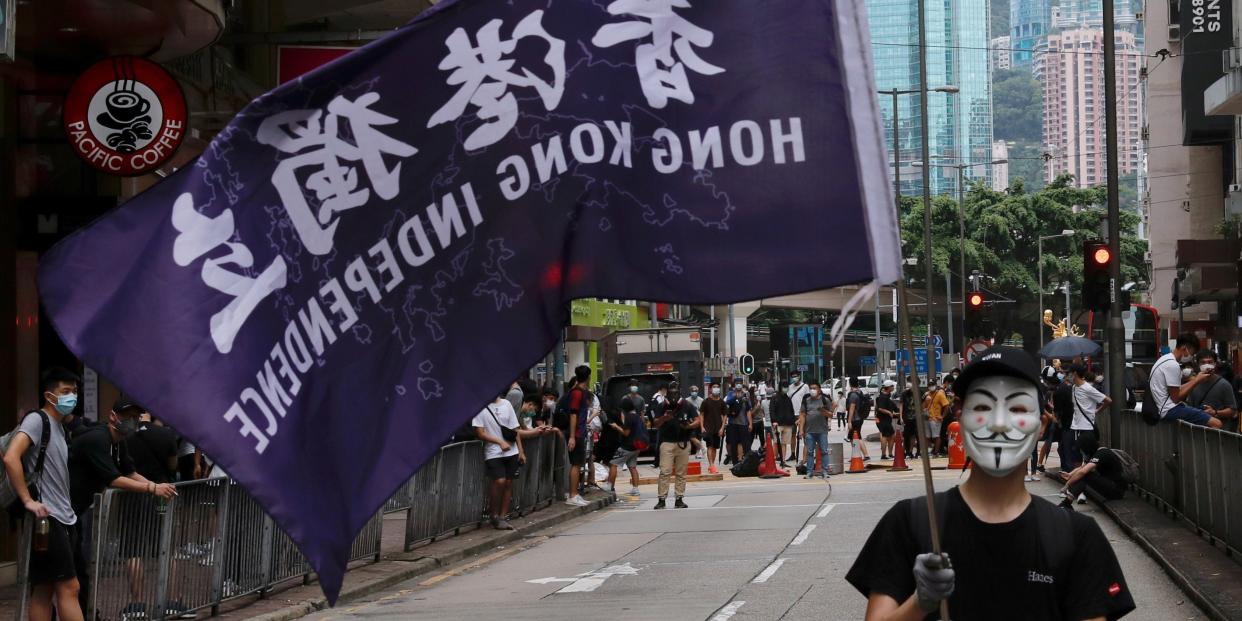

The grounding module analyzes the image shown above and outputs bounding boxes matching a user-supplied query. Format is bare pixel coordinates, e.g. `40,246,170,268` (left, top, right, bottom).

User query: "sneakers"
629,487,641,497
1030,473,1041,481
1023,475,1034,482
653,498,666,510
565,495,589,507
1077,493,1087,504
492,518,515,530
674,497,688,509
1058,498,1076,511
804,473,815,479
164,600,196,619
708,466,718,474
1037,464,1047,473
863,456,871,462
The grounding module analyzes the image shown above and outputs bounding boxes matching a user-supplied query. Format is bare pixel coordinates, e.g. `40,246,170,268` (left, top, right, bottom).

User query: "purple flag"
38,0,898,601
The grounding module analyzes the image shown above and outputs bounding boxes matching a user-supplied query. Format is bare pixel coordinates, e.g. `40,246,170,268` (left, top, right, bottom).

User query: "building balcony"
1205,68,1242,116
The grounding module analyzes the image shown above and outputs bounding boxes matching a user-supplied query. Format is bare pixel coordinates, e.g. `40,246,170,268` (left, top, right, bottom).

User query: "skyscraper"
868,0,995,197
1036,29,1144,187
1010,0,1053,67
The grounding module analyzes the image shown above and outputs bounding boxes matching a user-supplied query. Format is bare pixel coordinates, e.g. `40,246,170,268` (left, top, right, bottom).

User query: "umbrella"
1039,336,1102,360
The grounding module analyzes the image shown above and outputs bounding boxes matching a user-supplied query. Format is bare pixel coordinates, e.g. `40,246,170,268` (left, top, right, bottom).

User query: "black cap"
952,346,1043,398
112,395,145,413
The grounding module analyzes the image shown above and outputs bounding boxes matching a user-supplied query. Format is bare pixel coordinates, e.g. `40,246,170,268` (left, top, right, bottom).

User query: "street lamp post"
1038,230,1076,351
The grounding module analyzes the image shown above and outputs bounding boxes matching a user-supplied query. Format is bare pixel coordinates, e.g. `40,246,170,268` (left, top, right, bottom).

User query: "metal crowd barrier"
1113,409,1242,558
14,432,568,621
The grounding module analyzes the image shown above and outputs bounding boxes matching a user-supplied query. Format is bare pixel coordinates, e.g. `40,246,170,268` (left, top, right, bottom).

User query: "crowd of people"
9,367,214,621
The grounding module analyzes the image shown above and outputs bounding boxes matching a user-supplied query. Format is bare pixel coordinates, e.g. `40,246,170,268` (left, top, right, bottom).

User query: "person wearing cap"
875,380,899,460
847,346,1135,620
68,396,178,617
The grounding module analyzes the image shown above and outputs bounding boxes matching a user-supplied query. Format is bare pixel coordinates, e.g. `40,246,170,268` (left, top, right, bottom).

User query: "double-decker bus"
1083,303,1161,365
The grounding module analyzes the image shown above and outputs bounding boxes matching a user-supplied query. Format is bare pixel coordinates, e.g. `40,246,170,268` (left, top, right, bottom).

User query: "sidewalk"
1041,475,1242,621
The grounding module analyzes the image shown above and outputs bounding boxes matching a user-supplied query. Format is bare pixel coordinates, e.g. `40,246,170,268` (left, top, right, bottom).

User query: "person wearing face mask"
623,383,648,423
1051,361,1081,471
770,381,797,466
1183,350,1236,428
3,368,86,621
848,347,1135,620
1149,334,1223,429
724,381,753,464
686,384,705,412
786,374,809,417
68,396,178,617
1069,366,1112,474
698,383,727,473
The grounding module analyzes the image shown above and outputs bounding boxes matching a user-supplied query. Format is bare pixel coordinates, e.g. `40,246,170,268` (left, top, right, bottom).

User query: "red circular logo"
63,56,188,176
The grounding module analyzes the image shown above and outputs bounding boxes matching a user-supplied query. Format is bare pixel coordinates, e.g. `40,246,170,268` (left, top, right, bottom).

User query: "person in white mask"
1149,334,1222,428
847,347,1135,620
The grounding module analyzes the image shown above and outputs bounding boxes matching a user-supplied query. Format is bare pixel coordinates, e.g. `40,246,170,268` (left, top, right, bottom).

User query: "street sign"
964,340,990,364
859,355,877,366
725,356,738,372
797,364,808,372
876,337,897,352
931,334,943,348
896,347,943,375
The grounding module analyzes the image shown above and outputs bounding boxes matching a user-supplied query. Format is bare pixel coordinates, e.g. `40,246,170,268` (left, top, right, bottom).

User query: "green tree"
992,69,1042,143
899,175,1145,352
1006,141,1046,192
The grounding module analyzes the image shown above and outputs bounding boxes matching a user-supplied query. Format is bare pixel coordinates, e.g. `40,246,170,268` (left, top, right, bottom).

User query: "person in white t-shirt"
1070,365,1111,463
1149,334,1224,429
473,395,525,530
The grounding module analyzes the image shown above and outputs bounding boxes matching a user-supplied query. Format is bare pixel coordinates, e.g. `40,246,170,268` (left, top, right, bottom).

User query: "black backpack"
1140,358,1179,426
553,387,592,431
730,451,762,477
853,391,873,423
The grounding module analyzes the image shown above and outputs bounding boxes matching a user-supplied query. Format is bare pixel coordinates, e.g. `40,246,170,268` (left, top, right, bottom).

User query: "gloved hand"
913,553,955,613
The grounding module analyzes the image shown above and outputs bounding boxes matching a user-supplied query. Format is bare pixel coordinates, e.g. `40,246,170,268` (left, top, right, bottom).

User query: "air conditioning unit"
1169,23,1181,42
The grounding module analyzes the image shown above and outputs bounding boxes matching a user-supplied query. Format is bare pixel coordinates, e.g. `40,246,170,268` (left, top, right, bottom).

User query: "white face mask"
1182,367,1194,379
960,376,1042,477
711,387,721,396
1201,363,1217,373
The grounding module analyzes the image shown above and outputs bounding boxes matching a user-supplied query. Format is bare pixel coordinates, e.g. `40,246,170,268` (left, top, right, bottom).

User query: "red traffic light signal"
1083,240,1112,312
1092,246,1112,266
967,291,985,310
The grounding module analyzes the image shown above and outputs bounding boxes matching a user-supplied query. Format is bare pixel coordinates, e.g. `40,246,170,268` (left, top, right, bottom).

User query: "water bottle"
33,518,49,552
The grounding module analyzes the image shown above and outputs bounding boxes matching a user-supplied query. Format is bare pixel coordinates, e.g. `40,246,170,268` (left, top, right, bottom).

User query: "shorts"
30,518,82,586
567,438,586,466
877,422,895,438
703,432,722,449
927,420,943,438
1164,404,1215,427
610,448,639,469
484,455,522,480
595,442,617,463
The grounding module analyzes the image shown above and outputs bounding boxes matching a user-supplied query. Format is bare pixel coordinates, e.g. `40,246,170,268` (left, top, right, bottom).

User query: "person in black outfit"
1052,370,1079,472
1059,434,1131,506
848,346,1135,620
900,376,920,459
875,381,898,460
770,382,797,465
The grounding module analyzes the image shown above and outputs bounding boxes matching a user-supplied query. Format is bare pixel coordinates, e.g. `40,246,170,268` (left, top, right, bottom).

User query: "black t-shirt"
1054,382,1075,429
656,399,697,444
847,487,1135,620
126,423,179,484
69,426,136,515
876,394,898,424
901,389,917,422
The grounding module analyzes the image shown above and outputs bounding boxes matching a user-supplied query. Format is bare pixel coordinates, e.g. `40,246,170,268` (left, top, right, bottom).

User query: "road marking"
817,503,836,518
711,601,746,620
752,558,785,583
790,524,817,545
527,562,640,593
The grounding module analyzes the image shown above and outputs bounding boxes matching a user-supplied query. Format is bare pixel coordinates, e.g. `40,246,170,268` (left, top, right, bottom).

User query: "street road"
306,455,1206,620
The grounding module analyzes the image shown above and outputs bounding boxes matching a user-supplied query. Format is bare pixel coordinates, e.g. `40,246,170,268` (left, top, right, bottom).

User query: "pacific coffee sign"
63,56,187,176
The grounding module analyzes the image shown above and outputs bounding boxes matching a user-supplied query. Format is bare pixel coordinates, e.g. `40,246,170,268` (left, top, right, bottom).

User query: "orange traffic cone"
947,421,967,470
888,428,912,472
846,431,867,474
758,434,789,478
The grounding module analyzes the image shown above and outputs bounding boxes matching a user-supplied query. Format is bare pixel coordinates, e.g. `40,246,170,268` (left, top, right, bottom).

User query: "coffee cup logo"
63,56,188,176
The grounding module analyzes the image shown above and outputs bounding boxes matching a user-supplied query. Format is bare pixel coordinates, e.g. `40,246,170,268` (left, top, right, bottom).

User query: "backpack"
553,387,592,433
853,391,873,423
1140,358,1179,426
730,451,762,477
1108,448,1141,484
0,411,51,514
912,490,1074,574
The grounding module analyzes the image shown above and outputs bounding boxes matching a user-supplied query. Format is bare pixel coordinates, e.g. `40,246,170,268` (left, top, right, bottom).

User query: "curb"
1040,477,1231,621
245,493,616,621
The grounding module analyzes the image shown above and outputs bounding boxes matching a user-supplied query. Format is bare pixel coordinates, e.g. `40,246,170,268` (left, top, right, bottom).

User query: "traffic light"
963,290,986,338
1083,240,1112,312
740,353,755,376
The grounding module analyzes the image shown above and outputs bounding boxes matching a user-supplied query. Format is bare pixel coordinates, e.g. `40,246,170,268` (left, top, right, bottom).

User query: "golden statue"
1043,309,1083,339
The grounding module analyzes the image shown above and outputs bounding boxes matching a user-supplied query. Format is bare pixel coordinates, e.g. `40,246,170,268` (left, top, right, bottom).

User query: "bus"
1084,303,1161,365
